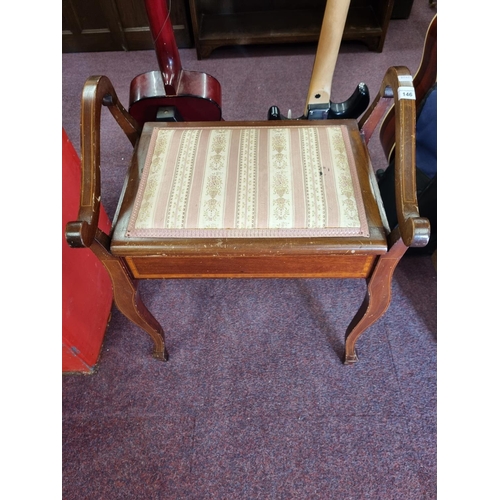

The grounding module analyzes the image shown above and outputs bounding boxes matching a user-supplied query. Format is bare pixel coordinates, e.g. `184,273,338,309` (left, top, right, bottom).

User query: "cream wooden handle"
304,0,351,114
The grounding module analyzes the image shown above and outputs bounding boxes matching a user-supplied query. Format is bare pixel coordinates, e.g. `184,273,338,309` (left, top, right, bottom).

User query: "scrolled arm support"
66,220,96,248
361,66,431,248
65,75,141,248
385,66,430,247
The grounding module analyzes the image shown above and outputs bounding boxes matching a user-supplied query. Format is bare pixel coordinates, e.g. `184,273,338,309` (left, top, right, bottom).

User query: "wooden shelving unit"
189,0,395,59
63,0,193,52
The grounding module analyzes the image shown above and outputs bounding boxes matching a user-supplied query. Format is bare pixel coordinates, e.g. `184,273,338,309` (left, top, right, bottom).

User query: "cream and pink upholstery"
127,124,368,239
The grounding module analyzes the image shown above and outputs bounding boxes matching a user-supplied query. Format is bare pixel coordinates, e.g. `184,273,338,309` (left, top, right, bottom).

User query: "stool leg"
90,230,168,361
344,239,407,364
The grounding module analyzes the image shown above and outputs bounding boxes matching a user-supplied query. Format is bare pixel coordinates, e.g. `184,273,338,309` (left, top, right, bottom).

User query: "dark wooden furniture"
380,14,437,162
62,0,193,52
391,0,414,19
188,0,395,59
378,15,437,253
65,61,429,364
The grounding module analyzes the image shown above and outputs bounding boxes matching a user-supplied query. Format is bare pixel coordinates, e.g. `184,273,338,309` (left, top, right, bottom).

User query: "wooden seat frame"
66,60,430,365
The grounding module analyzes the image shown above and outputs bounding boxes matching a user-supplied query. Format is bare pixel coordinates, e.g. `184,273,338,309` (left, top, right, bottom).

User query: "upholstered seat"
109,118,390,285
127,123,369,239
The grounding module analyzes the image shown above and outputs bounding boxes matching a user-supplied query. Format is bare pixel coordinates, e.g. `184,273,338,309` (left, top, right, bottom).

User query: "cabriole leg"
344,239,407,365
90,230,168,361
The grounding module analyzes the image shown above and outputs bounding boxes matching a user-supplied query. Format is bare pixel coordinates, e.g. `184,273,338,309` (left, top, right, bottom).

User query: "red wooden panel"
62,129,113,373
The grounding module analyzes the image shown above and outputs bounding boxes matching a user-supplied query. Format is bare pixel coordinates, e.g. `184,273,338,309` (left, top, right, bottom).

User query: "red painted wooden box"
62,128,113,373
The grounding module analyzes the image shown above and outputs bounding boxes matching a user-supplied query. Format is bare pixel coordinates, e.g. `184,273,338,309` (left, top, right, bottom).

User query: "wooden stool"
66,68,429,365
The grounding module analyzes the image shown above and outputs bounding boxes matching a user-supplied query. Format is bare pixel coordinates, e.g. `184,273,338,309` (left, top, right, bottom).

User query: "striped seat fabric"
127,124,369,238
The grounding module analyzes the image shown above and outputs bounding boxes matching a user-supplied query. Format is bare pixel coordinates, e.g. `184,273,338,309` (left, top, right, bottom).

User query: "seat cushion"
126,124,369,238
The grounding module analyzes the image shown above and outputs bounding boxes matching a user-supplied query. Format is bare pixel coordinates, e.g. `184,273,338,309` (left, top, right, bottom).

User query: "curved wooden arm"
385,67,430,247
361,66,430,248
379,15,437,161
65,75,141,248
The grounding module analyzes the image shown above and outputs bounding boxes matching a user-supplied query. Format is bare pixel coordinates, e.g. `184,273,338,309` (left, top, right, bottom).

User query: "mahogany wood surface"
358,65,430,248
90,229,167,361
111,120,388,266
66,76,141,250
379,14,437,162
125,254,377,280
344,237,407,363
66,62,429,364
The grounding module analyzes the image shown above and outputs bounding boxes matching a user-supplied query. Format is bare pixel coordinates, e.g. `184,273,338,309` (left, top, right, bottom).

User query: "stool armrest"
361,66,430,248
66,75,141,248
